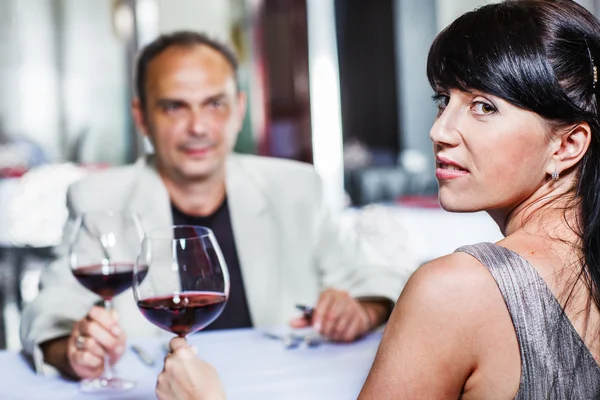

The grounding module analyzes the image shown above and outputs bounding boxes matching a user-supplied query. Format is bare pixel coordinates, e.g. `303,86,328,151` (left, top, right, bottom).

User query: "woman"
156,0,600,398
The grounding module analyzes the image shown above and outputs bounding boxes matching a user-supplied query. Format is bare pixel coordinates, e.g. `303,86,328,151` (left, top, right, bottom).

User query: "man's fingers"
88,306,121,335
313,291,337,332
296,291,370,342
341,316,364,343
289,317,310,328
321,296,350,337
330,312,352,341
74,348,104,370
68,326,106,371
80,319,119,350
79,335,105,359
77,365,104,380
340,304,371,342
108,343,125,365
68,315,122,380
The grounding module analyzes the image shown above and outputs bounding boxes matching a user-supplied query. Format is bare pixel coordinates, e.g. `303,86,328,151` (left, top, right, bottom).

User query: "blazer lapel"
226,155,282,327
113,157,174,337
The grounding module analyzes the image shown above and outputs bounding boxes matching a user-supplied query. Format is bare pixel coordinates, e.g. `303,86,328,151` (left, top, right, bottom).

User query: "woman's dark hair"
427,0,600,323
134,30,239,111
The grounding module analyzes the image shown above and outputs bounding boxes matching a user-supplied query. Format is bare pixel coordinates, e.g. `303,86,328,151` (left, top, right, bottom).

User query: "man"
20,31,413,379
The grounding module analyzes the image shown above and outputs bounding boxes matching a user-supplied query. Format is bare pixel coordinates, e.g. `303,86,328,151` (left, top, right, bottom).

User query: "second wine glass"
70,210,143,392
133,225,230,339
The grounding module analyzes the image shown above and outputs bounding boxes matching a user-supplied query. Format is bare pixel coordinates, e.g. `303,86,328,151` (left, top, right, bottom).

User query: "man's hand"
66,306,126,379
290,289,390,342
156,337,226,400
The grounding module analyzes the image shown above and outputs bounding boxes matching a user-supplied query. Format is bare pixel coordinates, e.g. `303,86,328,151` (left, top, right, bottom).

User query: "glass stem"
103,299,113,380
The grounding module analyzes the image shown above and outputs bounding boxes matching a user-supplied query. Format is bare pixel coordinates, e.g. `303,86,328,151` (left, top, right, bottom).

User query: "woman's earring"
551,170,559,181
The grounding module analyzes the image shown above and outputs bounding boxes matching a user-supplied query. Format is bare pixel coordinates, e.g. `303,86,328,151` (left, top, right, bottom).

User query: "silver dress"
456,242,600,399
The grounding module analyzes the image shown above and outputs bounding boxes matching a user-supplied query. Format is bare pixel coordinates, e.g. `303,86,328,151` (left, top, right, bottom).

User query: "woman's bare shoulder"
401,251,507,329
404,251,498,303
358,251,506,398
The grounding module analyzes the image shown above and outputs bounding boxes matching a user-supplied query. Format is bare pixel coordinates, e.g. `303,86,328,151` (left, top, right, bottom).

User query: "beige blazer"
20,154,412,373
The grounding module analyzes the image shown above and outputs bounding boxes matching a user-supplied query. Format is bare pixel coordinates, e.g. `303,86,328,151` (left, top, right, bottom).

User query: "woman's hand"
156,337,226,400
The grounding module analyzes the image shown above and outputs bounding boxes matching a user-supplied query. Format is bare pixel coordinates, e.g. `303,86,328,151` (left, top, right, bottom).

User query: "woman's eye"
432,94,449,110
472,102,496,115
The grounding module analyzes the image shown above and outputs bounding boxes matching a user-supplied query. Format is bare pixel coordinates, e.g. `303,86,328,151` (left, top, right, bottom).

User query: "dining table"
0,328,382,399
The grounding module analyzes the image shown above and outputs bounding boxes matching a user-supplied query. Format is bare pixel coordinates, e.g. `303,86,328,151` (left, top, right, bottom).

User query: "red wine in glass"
133,225,230,341
137,291,227,337
73,262,136,300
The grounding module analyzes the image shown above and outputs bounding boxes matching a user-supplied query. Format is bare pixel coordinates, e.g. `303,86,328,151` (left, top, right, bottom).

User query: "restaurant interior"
4,0,581,397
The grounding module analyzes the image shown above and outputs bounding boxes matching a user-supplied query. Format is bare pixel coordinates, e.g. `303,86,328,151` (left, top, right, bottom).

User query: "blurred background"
1,0,599,350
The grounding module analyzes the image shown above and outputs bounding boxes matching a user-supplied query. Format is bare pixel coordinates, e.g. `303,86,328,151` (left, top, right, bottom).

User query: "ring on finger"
75,334,85,351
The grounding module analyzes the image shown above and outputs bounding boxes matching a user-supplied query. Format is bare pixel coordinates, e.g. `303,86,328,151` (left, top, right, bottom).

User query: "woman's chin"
438,197,480,213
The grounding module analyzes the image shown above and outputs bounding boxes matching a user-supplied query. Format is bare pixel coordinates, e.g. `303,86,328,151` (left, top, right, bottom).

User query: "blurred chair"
346,167,438,206
2,163,88,313
346,167,410,205
0,135,48,178
341,204,418,285
0,162,91,350
7,163,88,248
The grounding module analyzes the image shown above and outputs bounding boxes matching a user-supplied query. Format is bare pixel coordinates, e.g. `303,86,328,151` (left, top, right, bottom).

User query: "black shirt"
171,198,253,330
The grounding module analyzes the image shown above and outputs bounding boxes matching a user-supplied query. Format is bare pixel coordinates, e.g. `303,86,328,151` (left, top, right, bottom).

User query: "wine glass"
70,210,143,392
133,225,230,339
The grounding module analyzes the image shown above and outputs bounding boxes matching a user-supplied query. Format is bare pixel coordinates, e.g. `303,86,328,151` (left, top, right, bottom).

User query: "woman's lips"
435,158,469,180
436,166,469,180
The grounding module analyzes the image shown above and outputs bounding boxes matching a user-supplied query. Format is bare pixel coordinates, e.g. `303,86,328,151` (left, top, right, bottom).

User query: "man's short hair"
135,30,240,110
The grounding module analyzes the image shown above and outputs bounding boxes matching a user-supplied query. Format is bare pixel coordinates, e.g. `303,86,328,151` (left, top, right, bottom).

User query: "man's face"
134,45,246,183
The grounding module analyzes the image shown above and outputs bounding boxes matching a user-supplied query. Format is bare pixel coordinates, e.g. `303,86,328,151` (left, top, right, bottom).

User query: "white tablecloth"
0,328,381,399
